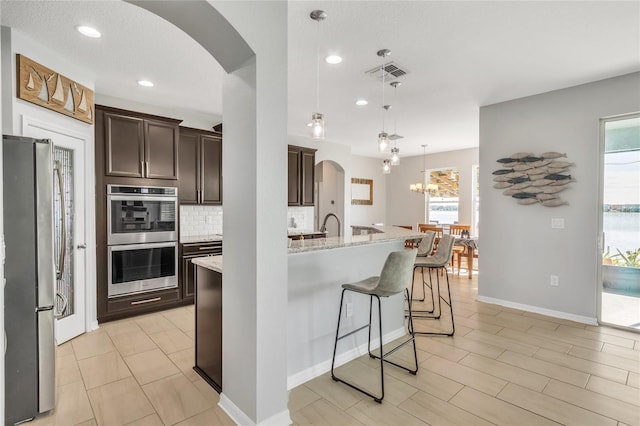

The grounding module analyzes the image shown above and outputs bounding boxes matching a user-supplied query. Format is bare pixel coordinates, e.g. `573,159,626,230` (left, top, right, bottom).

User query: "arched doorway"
315,160,345,237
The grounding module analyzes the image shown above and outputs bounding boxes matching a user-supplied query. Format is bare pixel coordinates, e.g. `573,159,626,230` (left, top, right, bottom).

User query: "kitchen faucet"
320,213,341,237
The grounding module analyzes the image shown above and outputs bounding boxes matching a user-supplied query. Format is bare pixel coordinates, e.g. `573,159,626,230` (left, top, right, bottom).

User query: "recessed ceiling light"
355,99,368,106
76,26,101,38
137,80,154,88
325,55,342,65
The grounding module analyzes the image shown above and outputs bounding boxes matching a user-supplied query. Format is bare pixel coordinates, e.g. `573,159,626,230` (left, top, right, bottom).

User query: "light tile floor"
32,271,639,425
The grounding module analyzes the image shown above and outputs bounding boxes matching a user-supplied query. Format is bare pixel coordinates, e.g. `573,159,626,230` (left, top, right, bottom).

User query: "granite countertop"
192,255,223,273
288,225,424,254
180,234,223,244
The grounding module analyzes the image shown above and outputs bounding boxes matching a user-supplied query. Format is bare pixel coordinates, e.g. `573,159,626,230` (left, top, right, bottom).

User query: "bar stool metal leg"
412,266,455,336
331,289,419,403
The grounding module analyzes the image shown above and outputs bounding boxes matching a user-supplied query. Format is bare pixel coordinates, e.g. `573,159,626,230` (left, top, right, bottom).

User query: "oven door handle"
108,241,177,252
107,195,178,203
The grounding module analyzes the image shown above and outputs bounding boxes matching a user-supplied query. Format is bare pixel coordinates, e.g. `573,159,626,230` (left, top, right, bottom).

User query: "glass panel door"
22,117,87,344
600,114,640,330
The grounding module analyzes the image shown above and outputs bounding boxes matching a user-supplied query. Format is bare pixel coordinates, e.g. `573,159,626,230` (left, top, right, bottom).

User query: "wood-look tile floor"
34,270,639,425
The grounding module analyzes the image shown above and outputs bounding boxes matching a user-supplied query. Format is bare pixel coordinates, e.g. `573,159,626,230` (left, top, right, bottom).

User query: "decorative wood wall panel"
16,54,94,124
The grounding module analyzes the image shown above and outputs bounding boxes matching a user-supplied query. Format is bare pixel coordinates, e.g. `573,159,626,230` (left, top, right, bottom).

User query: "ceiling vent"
365,62,409,80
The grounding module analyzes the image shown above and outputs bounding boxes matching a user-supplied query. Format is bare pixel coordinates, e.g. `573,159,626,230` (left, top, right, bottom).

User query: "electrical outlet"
551,218,565,229
550,275,559,287
346,302,353,317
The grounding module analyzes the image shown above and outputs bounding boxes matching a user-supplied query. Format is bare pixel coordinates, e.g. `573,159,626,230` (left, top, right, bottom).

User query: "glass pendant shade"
311,112,325,140
378,132,389,152
390,147,400,166
382,159,391,174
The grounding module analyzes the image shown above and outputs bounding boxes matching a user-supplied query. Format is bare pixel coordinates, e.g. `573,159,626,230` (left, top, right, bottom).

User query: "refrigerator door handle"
54,160,66,281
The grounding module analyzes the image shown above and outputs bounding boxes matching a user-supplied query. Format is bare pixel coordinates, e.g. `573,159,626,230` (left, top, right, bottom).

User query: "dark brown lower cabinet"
194,266,222,392
180,241,222,303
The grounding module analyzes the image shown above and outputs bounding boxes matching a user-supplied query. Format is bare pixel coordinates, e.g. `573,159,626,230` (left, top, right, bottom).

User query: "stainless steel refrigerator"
3,135,56,425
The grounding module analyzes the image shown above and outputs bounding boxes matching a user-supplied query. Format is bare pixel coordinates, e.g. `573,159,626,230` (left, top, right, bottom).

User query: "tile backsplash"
180,205,223,237
287,206,314,232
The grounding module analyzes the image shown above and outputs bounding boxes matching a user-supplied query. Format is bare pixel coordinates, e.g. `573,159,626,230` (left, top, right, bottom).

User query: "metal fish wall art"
541,198,568,207
512,192,537,199
540,152,567,159
494,151,575,207
518,198,539,205
492,169,514,175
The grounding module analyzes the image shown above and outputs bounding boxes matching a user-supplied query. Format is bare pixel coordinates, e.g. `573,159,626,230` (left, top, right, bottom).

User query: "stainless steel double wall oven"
107,185,178,297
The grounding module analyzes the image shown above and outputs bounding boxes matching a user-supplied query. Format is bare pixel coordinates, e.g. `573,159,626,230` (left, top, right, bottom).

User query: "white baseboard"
257,409,292,426
219,393,253,426
218,394,291,426
87,320,99,332
286,326,407,390
476,295,598,325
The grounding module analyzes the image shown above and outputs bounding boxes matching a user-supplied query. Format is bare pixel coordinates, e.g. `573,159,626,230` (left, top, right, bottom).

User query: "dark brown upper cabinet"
288,145,316,206
104,110,180,180
179,127,222,205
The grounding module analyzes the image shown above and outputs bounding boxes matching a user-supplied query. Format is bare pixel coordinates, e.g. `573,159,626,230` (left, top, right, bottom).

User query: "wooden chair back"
418,224,443,237
393,225,413,230
449,225,470,236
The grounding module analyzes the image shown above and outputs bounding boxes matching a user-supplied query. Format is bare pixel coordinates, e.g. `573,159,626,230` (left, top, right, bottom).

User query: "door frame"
596,111,640,328
22,115,98,338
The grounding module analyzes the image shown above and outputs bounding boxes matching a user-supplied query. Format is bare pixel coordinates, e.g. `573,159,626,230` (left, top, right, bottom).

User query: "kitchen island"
193,226,425,391
192,256,223,392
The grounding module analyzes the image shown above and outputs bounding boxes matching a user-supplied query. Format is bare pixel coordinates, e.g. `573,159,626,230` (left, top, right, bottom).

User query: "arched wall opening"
315,160,345,237
124,2,289,425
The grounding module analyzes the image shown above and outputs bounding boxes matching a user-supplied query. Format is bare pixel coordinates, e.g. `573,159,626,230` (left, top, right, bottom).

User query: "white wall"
96,93,218,131
386,148,479,230
479,72,640,323
350,155,387,227
289,134,354,235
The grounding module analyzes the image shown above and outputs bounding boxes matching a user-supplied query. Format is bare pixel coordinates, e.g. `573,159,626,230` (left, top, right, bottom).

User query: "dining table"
454,237,478,279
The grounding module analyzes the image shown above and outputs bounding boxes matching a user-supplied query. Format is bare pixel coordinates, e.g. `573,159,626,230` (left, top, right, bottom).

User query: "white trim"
218,393,253,426
257,409,292,426
286,326,406,390
218,393,292,426
477,295,598,325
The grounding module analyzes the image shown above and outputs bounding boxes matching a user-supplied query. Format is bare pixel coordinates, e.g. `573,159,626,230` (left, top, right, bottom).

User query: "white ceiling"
2,1,639,158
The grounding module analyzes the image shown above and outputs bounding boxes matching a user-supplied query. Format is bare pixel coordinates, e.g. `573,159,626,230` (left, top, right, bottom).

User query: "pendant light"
310,10,327,140
382,159,391,174
377,49,391,152
390,147,400,166
389,81,402,166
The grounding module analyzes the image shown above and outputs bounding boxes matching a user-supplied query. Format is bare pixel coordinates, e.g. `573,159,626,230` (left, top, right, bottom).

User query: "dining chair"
393,225,416,248
448,225,470,275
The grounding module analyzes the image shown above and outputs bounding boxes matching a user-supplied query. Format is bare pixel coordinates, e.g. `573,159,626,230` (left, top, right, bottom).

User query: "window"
425,169,459,225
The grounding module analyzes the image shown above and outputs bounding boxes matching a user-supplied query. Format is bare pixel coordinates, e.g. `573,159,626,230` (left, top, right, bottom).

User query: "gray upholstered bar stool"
410,234,456,336
411,231,437,303
331,248,418,403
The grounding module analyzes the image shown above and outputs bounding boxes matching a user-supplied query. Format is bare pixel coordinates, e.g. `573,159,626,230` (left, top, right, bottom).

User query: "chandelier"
409,145,439,194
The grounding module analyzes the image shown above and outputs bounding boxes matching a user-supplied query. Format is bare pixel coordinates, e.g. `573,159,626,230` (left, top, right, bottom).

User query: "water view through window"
601,115,639,330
